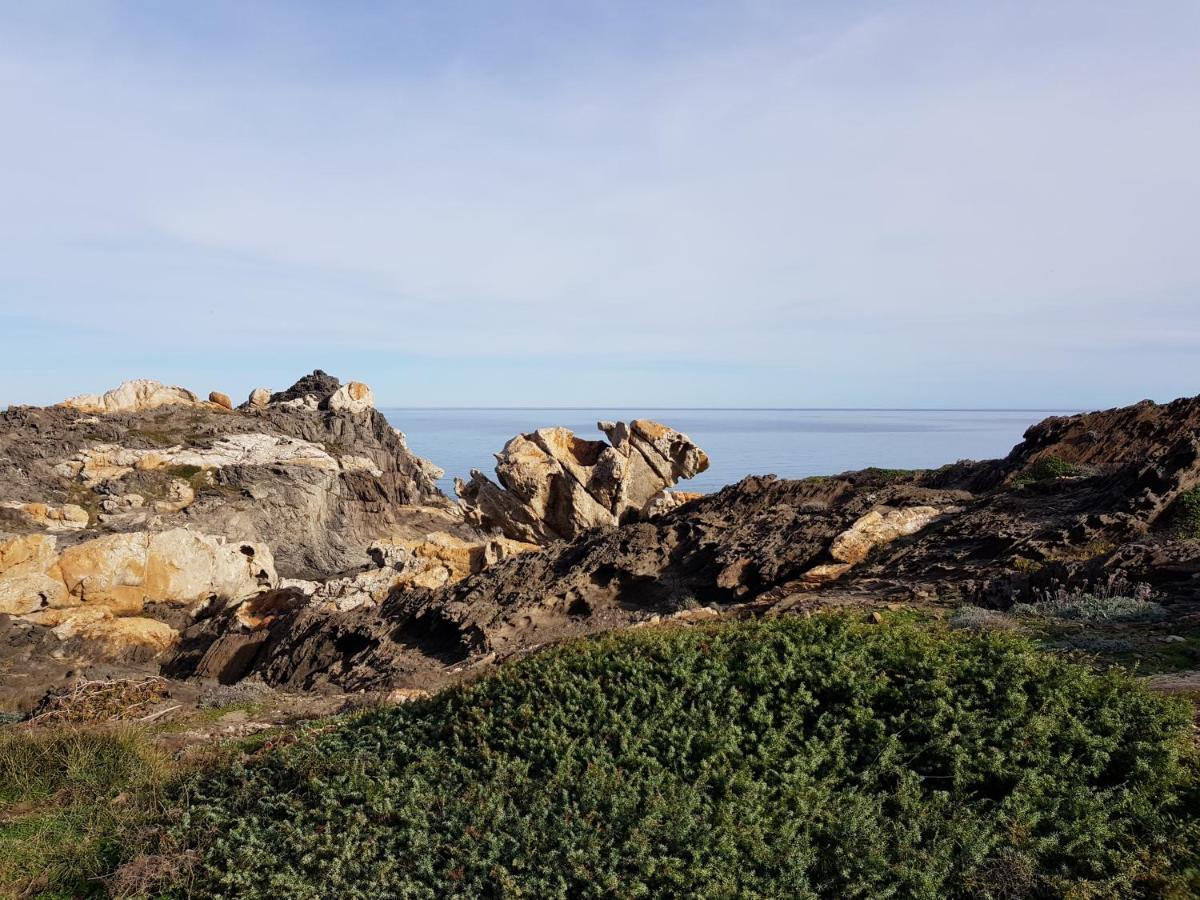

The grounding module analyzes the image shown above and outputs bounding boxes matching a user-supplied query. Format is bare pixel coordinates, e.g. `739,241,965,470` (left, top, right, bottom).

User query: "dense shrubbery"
1172,486,1200,539
167,616,1199,899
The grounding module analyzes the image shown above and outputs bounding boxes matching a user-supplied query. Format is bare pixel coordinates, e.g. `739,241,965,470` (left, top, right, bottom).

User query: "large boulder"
456,420,709,543
328,382,375,414
209,391,233,410
53,529,277,615
59,379,202,414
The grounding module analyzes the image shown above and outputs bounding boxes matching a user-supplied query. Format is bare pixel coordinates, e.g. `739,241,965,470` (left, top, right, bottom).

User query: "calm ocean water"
380,409,1074,497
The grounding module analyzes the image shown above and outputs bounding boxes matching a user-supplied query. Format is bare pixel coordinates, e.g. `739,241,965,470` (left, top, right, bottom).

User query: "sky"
0,1,1198,409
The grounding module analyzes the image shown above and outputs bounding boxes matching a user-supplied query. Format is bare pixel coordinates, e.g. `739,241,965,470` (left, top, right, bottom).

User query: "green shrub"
860,466,921,483
1015,455,1080,484
1172,487,1200,539
167,616,1199,898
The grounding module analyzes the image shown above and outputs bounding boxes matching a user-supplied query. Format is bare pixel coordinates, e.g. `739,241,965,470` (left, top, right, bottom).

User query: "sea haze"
380,408,1075,496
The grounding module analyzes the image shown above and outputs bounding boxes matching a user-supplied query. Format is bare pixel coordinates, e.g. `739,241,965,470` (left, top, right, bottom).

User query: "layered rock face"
0,371,464,681
456,419,709,543
165,393,1200,694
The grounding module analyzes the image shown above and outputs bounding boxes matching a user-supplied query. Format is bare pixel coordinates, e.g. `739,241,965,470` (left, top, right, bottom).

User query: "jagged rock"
56,434,342,486
0,501,89,531
644,490,705,517
456,420,708,543
328,382,375,414
59,380,201,415
99,495,145,513
269,369,341,406
0,370,474,702
0,528,274,620
266,532,539,615
209,391,233,410
39,606,179,656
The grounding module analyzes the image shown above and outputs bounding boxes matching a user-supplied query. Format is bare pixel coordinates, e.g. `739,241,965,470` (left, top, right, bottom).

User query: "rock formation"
455,419,709,543
8,375,1200,714
0,371,474,699
0,527,274,660
208,391,233,410
164,393,1200,694
59,379,204,415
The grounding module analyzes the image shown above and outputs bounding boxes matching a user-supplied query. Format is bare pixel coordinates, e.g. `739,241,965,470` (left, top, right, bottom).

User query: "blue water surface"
380,408,1074,496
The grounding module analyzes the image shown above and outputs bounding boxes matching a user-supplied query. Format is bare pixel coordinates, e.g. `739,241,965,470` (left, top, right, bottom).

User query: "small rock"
209,391,233,410
248,387,271,408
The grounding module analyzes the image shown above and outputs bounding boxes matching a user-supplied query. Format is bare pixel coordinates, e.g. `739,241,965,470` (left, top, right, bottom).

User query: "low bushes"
1013,455,1081,484
1012,593,1169,624
166,616,1199,898
1172,486,1200,539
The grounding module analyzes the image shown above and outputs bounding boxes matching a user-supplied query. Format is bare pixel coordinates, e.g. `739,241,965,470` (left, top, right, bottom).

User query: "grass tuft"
0,726,173,897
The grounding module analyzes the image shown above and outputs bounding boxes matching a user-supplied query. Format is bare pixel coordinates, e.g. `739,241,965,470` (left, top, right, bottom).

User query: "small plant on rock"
1014,455,1081,485
1013,577,1167,623
1171,486,1200,539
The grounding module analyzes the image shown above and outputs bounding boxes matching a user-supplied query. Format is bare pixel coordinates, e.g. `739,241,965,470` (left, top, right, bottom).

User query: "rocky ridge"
164,394,1200,695
0,373,713,709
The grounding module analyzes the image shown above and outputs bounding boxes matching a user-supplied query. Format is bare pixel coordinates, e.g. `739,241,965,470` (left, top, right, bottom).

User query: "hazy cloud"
0,1,1197,406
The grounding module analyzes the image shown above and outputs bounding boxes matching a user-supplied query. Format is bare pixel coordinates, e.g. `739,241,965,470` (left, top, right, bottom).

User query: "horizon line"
376,406,1082,413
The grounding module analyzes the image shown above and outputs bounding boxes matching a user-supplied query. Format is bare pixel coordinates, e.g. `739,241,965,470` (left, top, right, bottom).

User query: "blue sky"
1,1,1197,408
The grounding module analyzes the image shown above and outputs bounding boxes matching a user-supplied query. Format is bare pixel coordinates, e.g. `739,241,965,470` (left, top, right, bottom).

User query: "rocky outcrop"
272,533,538,613
0,369,482,696
56,434,344,486
0,527,274,662
59,380,204,415
2,371,455,579
165,393,1200,694
328,382,375,414
828,506,941,565
456,420,709,543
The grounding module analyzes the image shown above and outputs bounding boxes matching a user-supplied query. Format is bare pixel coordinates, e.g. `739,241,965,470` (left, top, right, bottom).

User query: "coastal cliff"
0,374,712,707
3,378,1200,712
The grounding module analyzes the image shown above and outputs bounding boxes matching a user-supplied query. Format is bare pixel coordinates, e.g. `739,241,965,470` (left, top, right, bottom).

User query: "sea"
380,408,1075,497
